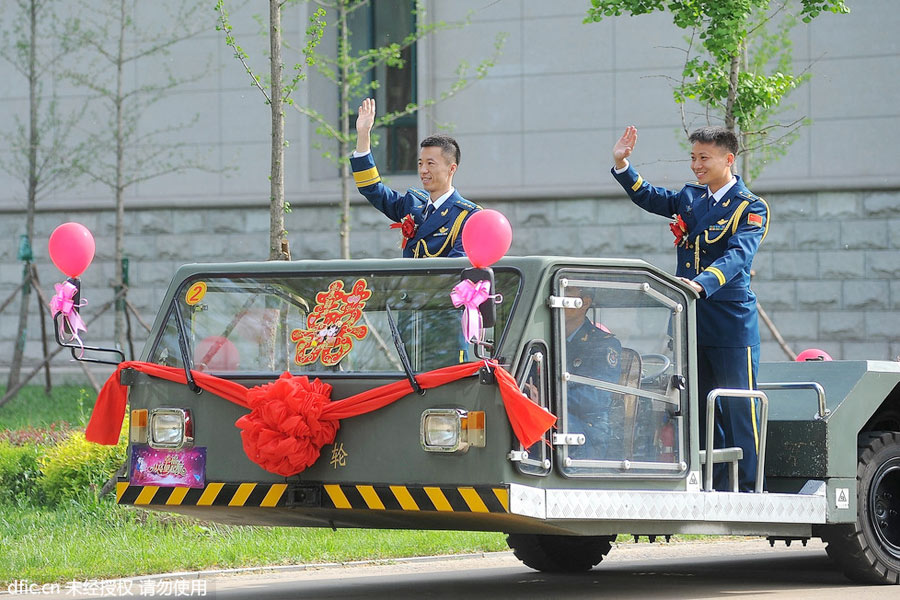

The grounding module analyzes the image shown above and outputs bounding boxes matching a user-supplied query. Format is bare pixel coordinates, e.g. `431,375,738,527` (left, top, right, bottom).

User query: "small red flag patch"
747,213,763,227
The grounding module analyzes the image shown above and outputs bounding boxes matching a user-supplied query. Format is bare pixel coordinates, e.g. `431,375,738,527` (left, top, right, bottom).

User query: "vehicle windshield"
148,269,521,375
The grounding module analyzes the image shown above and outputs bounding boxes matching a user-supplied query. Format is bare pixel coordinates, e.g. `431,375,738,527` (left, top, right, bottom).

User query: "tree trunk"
7,0,39,390
269,0,289,261
338,1,351,260
739,42,751,182
113,0,127,355
724,46,741,133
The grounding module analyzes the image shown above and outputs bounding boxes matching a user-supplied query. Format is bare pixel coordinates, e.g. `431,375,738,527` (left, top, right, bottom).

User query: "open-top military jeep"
73,256,900,584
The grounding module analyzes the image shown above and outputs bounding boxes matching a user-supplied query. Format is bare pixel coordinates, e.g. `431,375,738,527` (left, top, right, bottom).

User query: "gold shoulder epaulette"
407,188,429,202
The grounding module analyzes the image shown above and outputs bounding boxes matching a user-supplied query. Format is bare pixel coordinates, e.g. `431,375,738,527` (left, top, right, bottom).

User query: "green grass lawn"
0,384,93,430
0,499,508,584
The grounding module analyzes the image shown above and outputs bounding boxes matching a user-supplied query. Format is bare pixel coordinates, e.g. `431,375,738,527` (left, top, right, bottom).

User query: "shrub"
0,441,42,504
0,423,73,446
38,421,128,506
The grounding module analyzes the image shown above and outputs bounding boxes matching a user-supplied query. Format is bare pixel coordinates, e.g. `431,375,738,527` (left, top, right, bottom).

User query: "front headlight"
148,408,193,449
420,409,485,453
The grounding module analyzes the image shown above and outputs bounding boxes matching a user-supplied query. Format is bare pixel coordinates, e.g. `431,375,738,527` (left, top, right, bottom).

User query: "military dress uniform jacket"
612,164,769,347
350,153,480,258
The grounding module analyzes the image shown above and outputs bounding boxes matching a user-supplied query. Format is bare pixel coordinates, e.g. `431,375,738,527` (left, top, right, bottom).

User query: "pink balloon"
48,222,95,278
461,209,512,268
795,348,833,362
195,336,240,371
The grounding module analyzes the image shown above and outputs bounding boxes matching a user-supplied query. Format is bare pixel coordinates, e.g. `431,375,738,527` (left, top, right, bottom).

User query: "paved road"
20,539,898,600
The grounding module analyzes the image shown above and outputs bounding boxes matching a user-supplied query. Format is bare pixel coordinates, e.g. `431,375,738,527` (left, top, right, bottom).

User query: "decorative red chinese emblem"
291,279,372,366
389,214,417,248
669,214,689,247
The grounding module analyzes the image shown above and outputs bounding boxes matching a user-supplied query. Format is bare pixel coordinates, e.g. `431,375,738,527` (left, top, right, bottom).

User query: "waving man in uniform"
352,98,480,258
611,125,769,492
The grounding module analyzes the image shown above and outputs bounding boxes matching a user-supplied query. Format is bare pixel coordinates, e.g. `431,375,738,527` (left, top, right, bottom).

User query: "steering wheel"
640,353,672,381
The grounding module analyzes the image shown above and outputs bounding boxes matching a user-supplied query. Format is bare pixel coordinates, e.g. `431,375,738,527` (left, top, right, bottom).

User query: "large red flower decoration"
669,214,689,247
235,373,340,477
389,214,417,248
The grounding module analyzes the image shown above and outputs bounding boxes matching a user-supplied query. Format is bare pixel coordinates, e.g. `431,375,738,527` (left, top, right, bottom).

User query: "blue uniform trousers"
697,344,760,492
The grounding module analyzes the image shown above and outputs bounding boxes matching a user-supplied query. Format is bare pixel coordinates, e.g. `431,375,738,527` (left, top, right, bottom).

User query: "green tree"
215,0,327,261
585,0,849,181
296,0,506,259
0,0,91,391
66,0,219,355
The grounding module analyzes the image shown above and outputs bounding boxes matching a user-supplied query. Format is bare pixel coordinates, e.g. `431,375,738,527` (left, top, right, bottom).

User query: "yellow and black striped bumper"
116,482,288,507
117,481,509,514
322,483,508,513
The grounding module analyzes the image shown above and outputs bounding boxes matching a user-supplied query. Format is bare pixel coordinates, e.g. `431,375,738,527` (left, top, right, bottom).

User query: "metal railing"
757,381,829,420
705,388,769,493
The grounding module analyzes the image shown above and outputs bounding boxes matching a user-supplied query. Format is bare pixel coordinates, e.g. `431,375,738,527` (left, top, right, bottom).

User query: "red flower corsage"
390,214,417,249
669,214,688,247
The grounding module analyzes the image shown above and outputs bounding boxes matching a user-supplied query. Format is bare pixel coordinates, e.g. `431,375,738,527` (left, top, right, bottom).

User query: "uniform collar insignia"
581,334,589,342
441,208,449,216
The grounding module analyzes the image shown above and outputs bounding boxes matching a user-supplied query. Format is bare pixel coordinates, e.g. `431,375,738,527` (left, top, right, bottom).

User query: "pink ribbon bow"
450,280,492,343
50,281,87,354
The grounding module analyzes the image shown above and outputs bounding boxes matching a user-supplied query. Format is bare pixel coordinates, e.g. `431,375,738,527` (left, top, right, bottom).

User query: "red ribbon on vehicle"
389,214,417,249
85,360,556,477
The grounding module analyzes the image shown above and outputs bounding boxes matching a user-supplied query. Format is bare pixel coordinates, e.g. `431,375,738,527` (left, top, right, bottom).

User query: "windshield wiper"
385,303,423,395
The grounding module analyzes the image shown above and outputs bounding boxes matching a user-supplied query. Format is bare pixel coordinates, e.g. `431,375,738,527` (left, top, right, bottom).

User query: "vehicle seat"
617,348,642,457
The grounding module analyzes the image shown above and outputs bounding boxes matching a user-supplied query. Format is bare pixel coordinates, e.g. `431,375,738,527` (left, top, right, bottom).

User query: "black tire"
822,431,900,584
505,533,615,573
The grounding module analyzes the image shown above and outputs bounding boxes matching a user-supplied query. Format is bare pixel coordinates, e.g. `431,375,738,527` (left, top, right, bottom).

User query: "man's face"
564,290,591,327
690,141,734,188
418,146,456,195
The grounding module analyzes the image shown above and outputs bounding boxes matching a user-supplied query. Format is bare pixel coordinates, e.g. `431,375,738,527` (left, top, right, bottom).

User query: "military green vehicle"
65,257,900,584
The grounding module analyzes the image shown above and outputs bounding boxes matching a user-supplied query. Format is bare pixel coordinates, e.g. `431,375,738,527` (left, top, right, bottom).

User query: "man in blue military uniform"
564,287,624,460
611,125,769,491
352,98,480,258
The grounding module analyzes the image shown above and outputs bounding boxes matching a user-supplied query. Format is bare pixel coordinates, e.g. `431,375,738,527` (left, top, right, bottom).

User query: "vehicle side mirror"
460,267,495,329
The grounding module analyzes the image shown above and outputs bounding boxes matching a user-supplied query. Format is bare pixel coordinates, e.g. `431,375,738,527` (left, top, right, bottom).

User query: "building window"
348,0,417,174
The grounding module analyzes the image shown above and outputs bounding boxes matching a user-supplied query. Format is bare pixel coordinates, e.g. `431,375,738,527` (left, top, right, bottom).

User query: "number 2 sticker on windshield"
185,281,207,305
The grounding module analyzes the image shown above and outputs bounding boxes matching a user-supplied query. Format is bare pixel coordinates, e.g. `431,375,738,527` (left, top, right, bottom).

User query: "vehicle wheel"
505,533,615,572
822,431,900,584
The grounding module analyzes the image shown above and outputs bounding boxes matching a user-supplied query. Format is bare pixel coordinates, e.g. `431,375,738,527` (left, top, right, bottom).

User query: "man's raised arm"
612,125,637,170
355,97,375,155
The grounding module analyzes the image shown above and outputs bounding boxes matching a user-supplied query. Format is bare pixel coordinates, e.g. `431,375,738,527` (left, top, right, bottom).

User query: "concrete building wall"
0,0,897,383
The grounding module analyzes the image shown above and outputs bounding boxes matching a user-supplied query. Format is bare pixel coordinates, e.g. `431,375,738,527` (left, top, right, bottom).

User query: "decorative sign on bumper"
130,446,206,488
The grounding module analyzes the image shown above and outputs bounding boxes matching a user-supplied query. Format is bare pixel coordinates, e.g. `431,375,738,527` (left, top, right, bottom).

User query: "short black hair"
689,126,738,155
420,135,460,166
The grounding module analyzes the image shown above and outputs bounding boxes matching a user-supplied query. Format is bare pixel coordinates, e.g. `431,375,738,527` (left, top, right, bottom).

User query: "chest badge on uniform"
607,348,618,368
